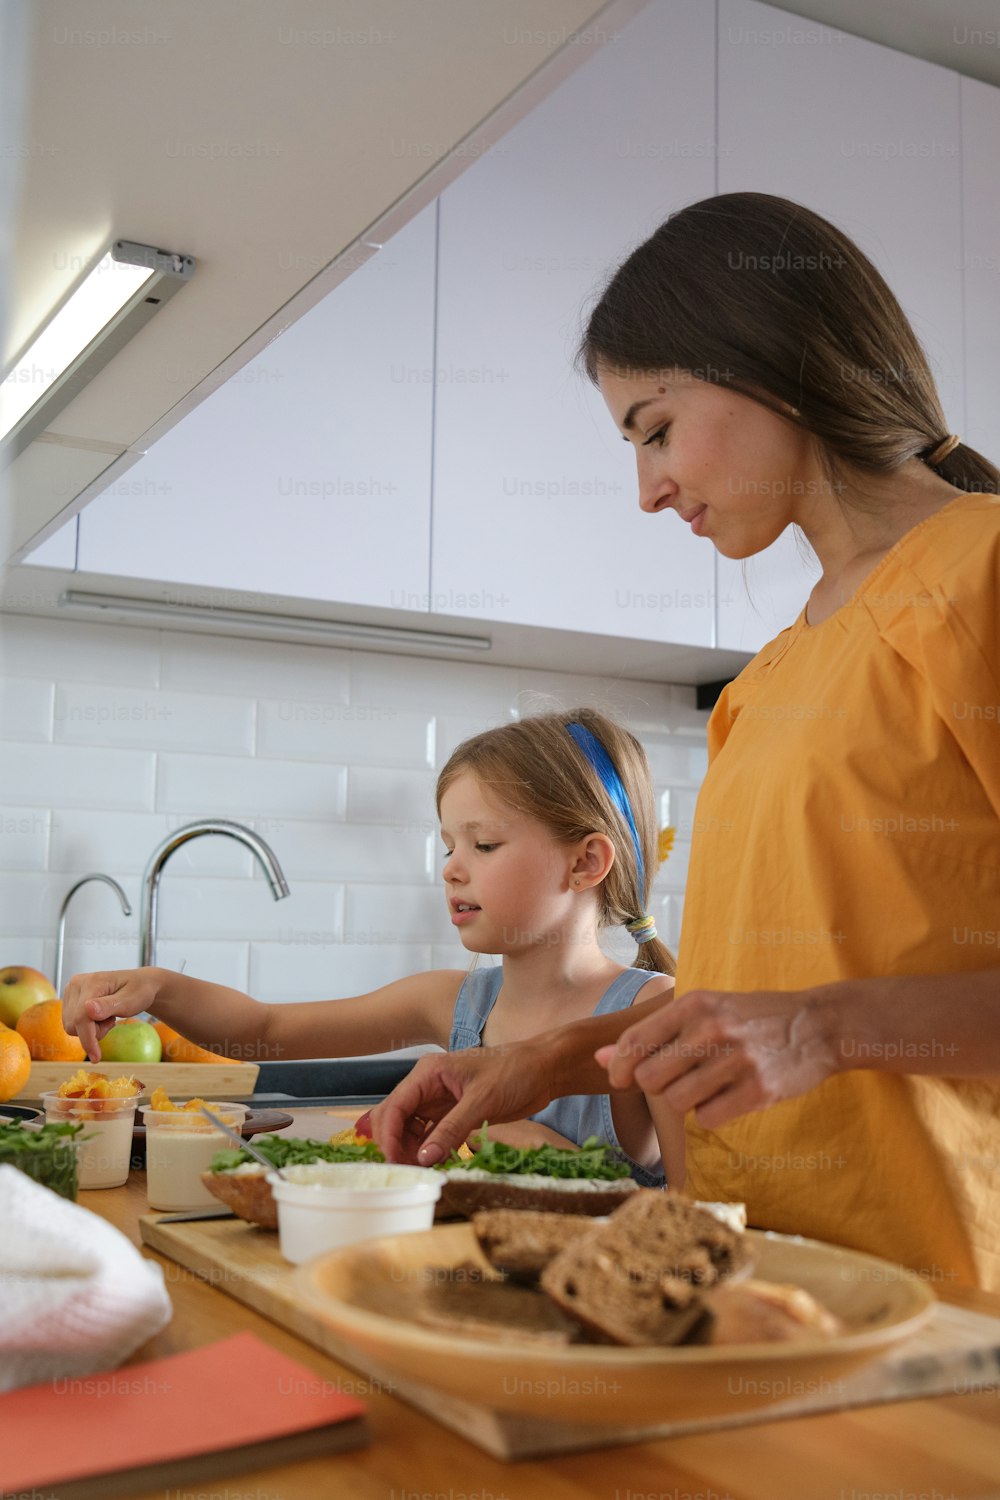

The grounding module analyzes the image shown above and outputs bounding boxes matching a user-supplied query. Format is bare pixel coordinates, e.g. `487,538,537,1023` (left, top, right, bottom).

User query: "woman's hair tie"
923,434,961,467
626,913,658,945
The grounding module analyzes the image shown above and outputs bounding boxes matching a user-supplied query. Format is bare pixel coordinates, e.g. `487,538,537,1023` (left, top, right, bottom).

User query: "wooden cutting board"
140,1213,1000,1460
17,1059,259,1102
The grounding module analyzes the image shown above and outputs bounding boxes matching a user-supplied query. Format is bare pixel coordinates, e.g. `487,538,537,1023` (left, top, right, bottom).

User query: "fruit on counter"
99,1018,163,1064
0,1117,82,1199
151,1020,226,1063
0,966,58,1028
15,998,86,1062
57,1069,143,1099
0,1023,32,1104
148,1086,207,1112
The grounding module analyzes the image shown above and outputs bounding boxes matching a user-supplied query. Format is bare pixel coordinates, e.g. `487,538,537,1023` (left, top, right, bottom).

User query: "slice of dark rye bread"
435,1171,638,1220
540,1191,751,1347
472,1208,599,1281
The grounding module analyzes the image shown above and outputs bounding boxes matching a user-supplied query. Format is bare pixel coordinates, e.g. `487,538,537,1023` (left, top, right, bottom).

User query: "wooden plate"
16,1059,260,1102
295,1223,935,1425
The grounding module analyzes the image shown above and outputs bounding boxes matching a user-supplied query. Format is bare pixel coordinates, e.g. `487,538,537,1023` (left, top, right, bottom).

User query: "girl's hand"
62,968,168,1064
596,986,840,1130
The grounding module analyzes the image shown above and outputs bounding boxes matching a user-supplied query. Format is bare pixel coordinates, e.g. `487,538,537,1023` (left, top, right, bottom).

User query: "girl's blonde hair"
437,708,675,975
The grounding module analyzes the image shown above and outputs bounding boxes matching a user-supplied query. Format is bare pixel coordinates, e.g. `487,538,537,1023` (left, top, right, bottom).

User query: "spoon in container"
197,1104,288,1179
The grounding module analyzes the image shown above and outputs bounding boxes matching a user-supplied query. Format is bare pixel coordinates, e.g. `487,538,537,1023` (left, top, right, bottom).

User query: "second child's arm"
62,966,464,1065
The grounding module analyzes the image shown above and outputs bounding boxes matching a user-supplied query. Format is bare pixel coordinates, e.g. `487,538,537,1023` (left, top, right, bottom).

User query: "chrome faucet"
55,874,133,994
140,820,290,967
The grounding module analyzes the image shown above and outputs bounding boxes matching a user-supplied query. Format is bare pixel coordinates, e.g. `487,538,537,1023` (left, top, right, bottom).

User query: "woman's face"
597,366,818,560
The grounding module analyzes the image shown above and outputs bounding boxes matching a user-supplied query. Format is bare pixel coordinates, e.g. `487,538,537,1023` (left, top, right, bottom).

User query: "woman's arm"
370,990,674,1163
62,966,463,1064
597,968,1000,1130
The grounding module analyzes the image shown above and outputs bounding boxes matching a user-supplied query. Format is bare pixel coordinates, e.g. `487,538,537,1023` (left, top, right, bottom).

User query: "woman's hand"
62,968,168,1063
596,986,841,1129
368,1043,554,1165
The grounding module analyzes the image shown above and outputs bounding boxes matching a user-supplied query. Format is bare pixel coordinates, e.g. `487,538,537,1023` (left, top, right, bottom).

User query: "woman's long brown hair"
579,191,998,497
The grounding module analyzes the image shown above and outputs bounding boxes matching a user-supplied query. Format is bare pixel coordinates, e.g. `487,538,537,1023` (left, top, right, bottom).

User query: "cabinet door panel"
716,0,964,652
77,207,437,609
961,77,1000,465
433,0,717,646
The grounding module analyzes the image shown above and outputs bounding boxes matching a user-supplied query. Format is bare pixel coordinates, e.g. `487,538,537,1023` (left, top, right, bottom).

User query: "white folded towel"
0,1165,172,1392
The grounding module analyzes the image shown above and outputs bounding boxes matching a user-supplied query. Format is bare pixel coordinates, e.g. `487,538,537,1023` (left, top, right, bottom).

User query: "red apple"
0,966,58,1028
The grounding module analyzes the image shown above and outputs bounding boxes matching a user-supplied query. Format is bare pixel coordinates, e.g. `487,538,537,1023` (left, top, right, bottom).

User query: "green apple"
99,1019,163,1064
0,966,58,1028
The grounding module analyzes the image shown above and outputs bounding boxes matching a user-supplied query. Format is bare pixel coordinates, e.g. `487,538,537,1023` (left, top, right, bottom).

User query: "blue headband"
566,721,645,895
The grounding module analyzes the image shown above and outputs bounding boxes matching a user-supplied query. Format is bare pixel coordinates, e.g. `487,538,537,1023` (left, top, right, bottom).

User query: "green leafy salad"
209,1133,385,1173
441,1130,631,1180
0,1117,84,1200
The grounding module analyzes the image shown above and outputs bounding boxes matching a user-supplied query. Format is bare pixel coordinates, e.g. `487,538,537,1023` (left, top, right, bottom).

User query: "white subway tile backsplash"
513,673,674,728
53,684,255,755
161,631,351,700
644,740,709,787
0,679,54,741
345,884,454,947
155,939,251,994
346,766,437,829
249,941,435,1005
0,806,49,870
154,876,343,944
0,615,709,1019
351,653,518,713
0,615,160,686
252,819,431,884
0,743,156,811
158,754,347,821
50,811,255,879
0,936,47,972
258,700,433,768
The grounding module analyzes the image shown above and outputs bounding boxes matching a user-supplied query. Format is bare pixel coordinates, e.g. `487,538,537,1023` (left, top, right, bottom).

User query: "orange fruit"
152,1020,225,1064
15,998,86,1063
0,1023,32,1102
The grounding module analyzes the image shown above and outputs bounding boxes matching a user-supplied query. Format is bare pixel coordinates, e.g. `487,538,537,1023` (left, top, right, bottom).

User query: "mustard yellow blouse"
678,493,1000,1289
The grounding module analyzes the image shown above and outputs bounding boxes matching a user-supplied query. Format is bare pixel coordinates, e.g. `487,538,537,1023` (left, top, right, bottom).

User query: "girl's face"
597,366,818,560
438,771,578,954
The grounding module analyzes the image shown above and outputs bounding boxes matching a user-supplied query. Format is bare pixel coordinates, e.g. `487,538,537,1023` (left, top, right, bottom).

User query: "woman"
370,192,1000,1291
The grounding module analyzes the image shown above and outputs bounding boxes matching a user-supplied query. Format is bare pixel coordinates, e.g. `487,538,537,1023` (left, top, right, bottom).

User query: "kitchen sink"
239,1056,415,1107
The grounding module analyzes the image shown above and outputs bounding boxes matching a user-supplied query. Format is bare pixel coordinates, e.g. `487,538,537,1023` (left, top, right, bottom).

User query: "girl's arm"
62,966,464,1065
480,1121,580,1150
597,967,1000,1129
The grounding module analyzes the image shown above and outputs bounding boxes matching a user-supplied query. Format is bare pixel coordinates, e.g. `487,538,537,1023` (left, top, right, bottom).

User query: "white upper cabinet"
76,207,437,609
961,77,1000,464
431,0,718,646
715,0,964,653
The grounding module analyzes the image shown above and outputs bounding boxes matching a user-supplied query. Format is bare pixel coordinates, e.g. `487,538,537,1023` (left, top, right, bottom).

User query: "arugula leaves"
441,1128,631,1180
209,1133,385,1173
0,1118,84,1200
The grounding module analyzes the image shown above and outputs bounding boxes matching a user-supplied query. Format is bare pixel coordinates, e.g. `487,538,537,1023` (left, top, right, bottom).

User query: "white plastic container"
267,1161,442,1264
42,1090,139,1189
142,1101,250,1210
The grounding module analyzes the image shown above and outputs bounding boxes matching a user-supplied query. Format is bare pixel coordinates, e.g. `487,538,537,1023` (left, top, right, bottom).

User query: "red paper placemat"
0,1331,367,1494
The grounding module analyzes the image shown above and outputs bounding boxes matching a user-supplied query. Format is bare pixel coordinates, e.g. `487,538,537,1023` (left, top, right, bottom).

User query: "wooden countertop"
81,1108,1000,1499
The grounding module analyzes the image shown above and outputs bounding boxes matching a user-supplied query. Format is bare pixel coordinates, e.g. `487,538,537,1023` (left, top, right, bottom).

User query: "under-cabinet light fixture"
1,240,195,464
57,590,493,654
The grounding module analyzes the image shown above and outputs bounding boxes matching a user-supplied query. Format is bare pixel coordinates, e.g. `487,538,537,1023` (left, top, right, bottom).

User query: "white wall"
0,614,708,1028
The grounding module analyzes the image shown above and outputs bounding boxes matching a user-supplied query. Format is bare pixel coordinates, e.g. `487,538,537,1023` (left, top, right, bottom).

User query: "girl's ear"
569,833,615,890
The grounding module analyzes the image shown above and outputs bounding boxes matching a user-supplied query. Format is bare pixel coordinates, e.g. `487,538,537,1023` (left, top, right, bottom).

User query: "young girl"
62,707,685,1186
